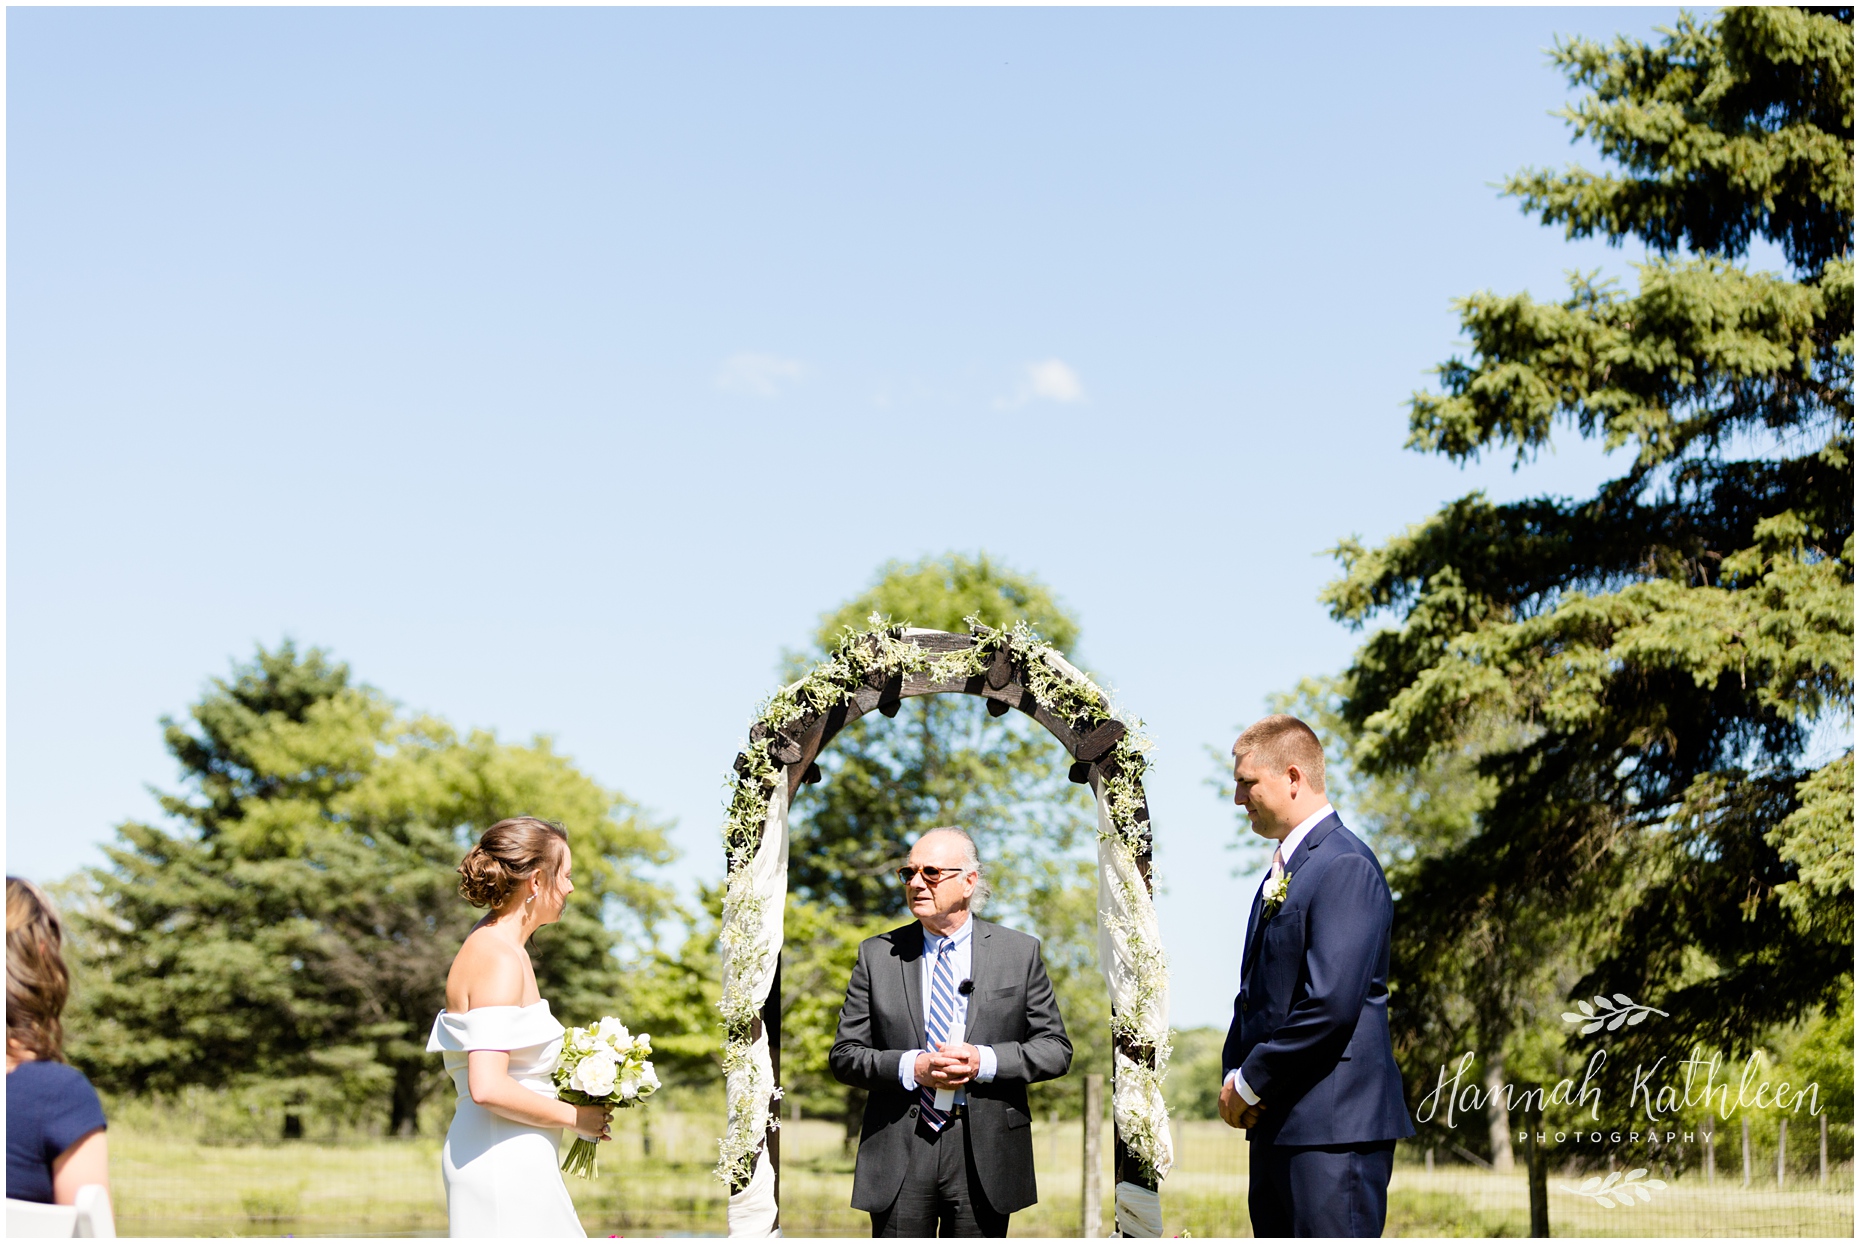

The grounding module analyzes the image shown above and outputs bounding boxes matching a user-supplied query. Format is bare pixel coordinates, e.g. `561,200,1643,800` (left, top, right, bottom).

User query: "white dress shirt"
1227,803,1336,1107
897,915,998,1101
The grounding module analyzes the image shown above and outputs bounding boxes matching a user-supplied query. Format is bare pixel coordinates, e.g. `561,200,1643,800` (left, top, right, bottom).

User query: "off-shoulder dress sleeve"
427,1002,563,1054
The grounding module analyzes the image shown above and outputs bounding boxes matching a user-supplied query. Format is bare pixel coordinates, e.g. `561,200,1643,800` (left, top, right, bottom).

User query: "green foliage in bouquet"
61,641,674,1137
1320,6,1853,1105
554,1017,660,1178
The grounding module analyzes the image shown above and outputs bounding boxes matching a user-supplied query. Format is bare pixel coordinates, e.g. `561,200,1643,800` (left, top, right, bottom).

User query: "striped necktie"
1270,844,1285,881
918,938,960,1130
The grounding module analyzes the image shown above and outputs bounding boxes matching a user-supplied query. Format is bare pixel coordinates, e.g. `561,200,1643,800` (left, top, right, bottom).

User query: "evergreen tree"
66,641,673,1135
1323,6,1852,1093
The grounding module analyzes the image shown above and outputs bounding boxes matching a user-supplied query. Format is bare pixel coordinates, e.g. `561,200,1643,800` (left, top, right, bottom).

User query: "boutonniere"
1262,872,1290,920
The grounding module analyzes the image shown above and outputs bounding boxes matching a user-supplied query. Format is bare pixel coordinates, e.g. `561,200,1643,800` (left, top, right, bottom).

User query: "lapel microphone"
957,978,975,996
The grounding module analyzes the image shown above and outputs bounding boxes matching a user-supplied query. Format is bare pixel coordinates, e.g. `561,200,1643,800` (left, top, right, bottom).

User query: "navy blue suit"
1223,811,1415,1236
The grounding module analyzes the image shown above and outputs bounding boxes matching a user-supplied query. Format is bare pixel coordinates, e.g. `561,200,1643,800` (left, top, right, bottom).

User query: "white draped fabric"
726,1146,780,1237
723,779,790,1237
1115,1179,1165,1237
1095,777,1176,1202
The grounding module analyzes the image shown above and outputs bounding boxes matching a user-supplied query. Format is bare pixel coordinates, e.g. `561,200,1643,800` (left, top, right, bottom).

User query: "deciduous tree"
66,642,673,1136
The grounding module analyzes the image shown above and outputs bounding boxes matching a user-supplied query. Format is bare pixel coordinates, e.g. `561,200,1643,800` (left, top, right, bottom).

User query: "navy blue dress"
6,1060,107,1203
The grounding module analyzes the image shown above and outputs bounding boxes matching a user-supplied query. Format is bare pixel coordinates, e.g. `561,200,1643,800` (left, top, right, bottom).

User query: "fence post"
1704,1128,1715,1184
1742,1116,1752,1188
1820,1113,1829,1189
1524,1085,1549,1239
1777,1119,1788,1188
1426,1145,1434,1175
1082,1073,1104,1238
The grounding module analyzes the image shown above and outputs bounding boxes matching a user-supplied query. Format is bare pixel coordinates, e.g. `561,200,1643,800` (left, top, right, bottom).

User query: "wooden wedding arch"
717,624,1169,1237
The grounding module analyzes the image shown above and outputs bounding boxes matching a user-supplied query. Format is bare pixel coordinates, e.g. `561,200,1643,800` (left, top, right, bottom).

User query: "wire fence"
108,1104,1852,1237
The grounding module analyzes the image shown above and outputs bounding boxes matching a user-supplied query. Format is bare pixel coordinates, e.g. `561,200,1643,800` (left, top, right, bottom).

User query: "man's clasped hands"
913,1041,982,1089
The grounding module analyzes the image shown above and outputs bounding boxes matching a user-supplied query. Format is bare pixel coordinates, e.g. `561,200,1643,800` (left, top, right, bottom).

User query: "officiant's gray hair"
917,826,991,910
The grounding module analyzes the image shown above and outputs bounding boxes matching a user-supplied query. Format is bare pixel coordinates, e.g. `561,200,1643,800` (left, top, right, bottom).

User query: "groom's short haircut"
1232,715,1327,793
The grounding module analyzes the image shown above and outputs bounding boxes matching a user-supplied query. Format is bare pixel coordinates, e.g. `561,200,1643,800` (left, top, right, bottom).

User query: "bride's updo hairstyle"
458,817,570,909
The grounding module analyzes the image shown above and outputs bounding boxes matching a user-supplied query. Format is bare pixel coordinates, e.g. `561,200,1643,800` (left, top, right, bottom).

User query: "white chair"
6,1185,116,1237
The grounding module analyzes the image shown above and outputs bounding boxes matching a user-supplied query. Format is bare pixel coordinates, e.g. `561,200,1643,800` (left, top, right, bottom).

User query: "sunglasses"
895,864,969,886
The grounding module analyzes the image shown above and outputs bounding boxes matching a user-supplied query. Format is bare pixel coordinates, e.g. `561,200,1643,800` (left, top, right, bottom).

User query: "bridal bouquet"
553,1016,660,1178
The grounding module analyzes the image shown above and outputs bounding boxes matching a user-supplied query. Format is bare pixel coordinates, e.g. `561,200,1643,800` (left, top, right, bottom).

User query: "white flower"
638,1063,660,1095
571,1049,618,1097
1262,872,1290,918
634,1034,652,1056
597,1016,631,1048
618,1076,640,1100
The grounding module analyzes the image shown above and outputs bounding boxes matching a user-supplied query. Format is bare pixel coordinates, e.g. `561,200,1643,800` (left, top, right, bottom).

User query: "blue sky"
7,6,1707,1029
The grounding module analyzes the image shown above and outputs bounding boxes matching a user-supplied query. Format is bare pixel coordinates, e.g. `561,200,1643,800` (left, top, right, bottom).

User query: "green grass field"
111,1109,1852,1237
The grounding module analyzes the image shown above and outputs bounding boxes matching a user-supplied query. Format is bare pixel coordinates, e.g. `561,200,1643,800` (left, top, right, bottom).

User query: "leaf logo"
1561,992,1670,1035
1560,1168,1667,1208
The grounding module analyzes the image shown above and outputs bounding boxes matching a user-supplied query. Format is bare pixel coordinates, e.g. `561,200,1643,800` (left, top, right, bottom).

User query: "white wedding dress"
427,1001,586,1238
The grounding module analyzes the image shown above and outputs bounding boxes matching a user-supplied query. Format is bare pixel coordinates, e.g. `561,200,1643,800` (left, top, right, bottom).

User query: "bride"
427,817,613,1238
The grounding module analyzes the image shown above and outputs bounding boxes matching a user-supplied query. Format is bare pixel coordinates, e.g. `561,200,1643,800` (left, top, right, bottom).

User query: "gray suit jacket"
829,918,1071,1214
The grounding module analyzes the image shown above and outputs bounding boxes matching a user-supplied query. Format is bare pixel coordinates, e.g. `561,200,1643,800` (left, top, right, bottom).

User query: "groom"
1220,714,1415,1237
830,826,1071,1237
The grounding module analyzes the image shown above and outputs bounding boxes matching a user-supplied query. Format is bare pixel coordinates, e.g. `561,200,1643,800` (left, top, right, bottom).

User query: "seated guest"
6,877,110,1207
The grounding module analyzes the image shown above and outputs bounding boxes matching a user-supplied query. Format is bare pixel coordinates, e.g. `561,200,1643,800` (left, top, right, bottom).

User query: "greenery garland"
715,614,1172,1187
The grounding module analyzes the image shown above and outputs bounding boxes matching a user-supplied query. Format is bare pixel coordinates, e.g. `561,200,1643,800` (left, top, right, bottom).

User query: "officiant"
828,826,1072,1237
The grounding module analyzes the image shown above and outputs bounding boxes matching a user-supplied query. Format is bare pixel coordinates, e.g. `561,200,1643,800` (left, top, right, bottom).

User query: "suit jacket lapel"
965,920,991,1038
1242,815,1343,985
1240,878,1269,979
900,926,926,1041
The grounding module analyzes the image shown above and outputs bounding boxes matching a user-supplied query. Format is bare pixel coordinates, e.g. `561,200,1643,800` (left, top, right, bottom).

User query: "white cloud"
716,352,805,398
996,358,1087,409
1026,359,1086,403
